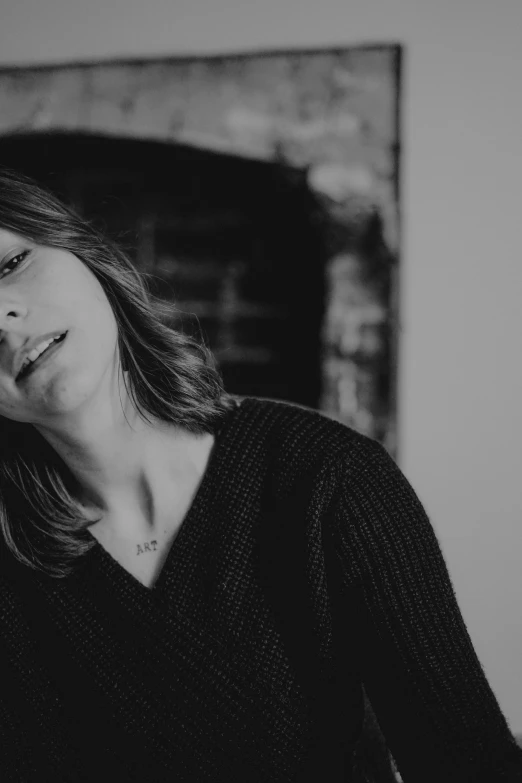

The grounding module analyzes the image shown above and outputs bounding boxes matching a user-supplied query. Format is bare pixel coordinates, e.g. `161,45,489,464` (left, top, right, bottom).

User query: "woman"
0,167,520,783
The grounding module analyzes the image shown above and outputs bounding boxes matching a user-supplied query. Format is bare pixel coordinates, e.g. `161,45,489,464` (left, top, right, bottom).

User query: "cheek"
66,300,120,385
52,267,119,350
28,275,120,410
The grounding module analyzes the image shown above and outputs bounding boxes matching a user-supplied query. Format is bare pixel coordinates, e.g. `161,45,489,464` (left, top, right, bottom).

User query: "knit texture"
0,395,521,782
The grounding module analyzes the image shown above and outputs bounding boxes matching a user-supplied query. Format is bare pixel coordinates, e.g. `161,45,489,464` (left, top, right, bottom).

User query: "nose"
0,300,28,340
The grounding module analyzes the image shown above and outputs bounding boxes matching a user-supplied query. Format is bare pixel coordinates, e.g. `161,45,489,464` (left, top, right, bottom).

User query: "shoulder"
228,396,424,518
229,395,383,492
234,394,377,453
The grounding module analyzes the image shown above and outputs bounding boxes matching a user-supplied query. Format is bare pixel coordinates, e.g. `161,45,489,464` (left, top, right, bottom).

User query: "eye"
0,249,31,278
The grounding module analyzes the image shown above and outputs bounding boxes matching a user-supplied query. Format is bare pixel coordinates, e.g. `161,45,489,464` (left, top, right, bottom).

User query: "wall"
2,0,522,733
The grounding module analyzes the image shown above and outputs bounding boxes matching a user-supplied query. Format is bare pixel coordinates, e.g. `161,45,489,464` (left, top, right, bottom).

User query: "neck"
35,387,212,538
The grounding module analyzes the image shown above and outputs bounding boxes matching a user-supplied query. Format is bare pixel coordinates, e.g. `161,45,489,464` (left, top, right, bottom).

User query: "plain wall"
2,0,522,733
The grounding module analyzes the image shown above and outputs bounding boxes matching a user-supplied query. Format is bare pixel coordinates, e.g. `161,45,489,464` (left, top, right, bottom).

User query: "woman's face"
0,228,121,425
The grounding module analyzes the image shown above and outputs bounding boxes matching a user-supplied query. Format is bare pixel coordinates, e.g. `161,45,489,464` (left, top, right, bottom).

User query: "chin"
47,359,123,417
31,365,94,413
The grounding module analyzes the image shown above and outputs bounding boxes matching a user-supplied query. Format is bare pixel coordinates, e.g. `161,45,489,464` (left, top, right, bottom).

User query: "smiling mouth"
17,332,68,382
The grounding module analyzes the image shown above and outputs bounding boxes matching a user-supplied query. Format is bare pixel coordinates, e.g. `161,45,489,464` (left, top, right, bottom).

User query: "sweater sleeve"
329,440,522,782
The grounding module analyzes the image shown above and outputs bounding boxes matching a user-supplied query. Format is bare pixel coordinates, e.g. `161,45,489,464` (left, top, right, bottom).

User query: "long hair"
0,167,236,578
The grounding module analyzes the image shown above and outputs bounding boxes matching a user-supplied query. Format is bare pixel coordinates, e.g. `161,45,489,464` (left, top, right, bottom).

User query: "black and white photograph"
0,2,521,781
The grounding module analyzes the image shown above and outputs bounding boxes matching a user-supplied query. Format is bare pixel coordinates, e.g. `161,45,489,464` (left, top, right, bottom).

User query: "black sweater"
0,395,521,782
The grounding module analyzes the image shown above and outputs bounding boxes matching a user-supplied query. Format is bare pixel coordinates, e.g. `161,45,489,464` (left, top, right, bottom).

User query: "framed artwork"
0,45,401,455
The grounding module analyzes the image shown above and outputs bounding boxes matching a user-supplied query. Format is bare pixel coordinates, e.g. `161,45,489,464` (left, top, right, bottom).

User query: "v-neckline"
82,397,244,597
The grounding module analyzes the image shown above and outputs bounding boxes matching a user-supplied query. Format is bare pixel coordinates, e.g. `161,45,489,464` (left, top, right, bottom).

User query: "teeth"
21,336,61,373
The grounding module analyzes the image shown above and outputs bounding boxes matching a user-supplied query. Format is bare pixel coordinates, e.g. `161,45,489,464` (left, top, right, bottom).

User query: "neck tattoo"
136,540,158,556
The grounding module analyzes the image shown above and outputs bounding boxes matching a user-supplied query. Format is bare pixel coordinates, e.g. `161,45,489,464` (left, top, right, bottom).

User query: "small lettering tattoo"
136,540,158,555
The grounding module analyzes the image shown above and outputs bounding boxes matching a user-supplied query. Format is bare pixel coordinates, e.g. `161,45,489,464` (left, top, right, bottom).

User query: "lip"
15,331,68,381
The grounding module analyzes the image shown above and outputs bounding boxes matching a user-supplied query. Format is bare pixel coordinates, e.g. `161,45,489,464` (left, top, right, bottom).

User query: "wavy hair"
0,166,236,578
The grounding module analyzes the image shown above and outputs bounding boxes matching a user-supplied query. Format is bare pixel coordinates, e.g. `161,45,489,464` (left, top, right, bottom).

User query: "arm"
328,441,522,782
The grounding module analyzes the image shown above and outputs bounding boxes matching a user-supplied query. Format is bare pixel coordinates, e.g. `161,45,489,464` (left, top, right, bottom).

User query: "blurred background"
1,0,521,740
